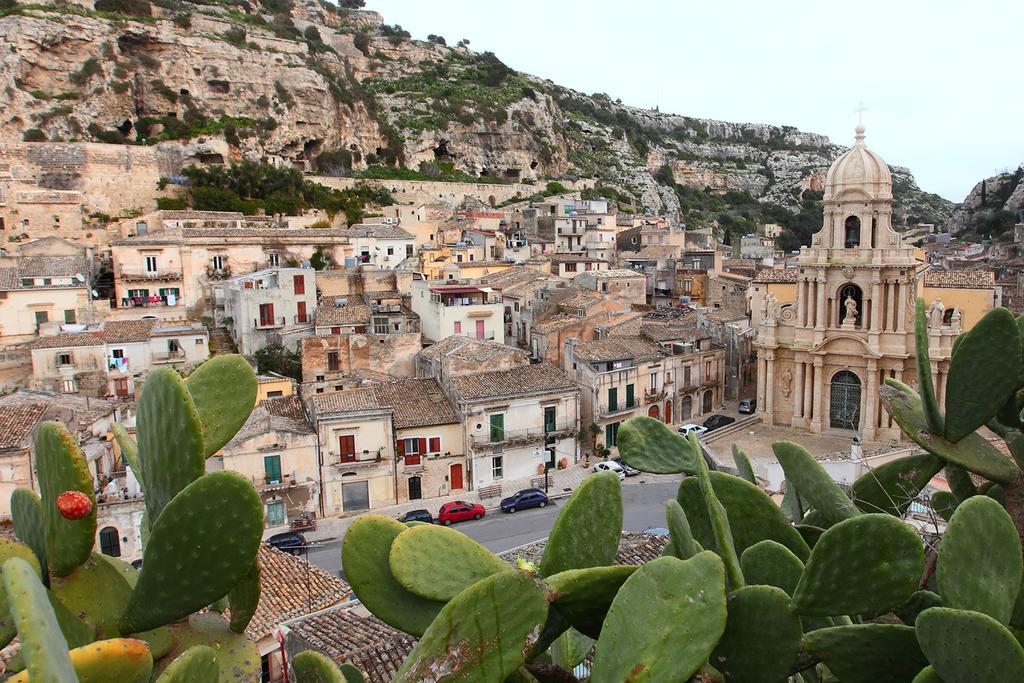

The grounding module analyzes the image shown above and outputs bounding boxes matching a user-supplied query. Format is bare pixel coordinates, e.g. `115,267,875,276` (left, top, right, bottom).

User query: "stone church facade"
751,126,978,441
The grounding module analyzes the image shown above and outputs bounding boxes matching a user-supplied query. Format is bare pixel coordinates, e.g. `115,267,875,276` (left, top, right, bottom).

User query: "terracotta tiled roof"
31,319,158,350
372,379,459,429
416,336,524,364
549,254,609,263
558,290,603,310
241,545,350,641
452,363,578,401
315,304,372,326
531,313,582,334
751,268,800,284
640,320,702,343
17,256,87,278
0,403,46,450
0,269,19,291
179,225,414,240
310,387,384,415
263,396,306,421
481,267,543,289
924,270,996,288
590,269,644,279
632,245,680,260
572,337,667,364
499,531,669,569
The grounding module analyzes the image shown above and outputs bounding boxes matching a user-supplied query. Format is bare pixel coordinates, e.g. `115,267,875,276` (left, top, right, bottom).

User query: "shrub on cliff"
94,0,150,17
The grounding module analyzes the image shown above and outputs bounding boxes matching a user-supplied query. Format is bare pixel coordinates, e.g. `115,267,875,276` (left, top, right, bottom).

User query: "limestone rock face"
948,169,1024,234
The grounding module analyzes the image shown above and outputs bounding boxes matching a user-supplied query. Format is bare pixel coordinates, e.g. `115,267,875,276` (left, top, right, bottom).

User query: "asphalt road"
304,478,683,579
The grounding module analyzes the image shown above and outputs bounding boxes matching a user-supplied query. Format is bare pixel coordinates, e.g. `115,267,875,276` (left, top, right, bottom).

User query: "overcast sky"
367,0,1023,203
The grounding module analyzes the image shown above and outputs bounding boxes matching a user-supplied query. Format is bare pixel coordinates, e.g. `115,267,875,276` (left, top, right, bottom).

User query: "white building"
410,280,503,343
220,268,316,354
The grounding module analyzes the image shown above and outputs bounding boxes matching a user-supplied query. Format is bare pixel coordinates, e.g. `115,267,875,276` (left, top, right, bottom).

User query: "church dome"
823,125,893,201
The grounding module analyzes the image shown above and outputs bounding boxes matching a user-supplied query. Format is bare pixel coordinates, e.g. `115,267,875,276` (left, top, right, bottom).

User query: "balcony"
644,389,667,403
118,268,182,283
152,349,186,364
470,421,576,448
254,316,286,330
120,296,179,308
294,314,311,325
206,266,232,280
329,451,385,468
598,401,638,419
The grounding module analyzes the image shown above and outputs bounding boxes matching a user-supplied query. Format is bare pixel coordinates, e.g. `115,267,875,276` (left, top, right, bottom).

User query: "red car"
438,501,485,525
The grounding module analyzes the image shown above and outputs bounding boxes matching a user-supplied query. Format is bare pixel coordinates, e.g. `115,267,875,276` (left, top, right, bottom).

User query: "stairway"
208,327,237,355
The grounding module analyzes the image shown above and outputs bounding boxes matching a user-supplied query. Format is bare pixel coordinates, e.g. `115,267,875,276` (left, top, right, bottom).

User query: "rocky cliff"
0,0,954,239
948,167,1024,237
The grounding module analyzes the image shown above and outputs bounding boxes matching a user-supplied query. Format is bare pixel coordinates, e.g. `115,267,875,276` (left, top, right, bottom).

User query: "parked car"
703,414,737,432
738,398,757,414
612,457,640,476
438,501,485,525
593,460,626,481
398,509,434,524
266,531,305,556
500,488,549,513
677,423,708,438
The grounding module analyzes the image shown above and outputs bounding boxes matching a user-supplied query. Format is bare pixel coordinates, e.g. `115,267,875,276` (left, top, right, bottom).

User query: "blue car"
500,488,549,513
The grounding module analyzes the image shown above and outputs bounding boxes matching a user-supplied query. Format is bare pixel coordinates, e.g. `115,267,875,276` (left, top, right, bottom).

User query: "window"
373,316,389,335
403,438,422,455
544,406,556,433
61,379,76,393
293,274,305,295
564,262,577,273
34,311,48,329
263,455,282,485
605,422,620,447
57,352,72,366
684,366,692,386
327,351,339,372
626,383,635,408
387,247,394,256
258,303,274,326
297,301,308,323
99,527,121,557
338,435,356,462
267,390,283,398
401,437,423,466
266,501,285,527
608,387,618,413
211,255,225,271
489,413,505,443
454,321,462,335
492,455,504,480
145,256,157,273
63,309,76,324
268,252,280,267
428,436,441,453
406,244,414,257
128,288,149,301
331,327,340,335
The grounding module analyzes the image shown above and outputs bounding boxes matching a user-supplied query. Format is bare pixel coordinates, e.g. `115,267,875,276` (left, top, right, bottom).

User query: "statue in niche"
762,292,779,324
951,307,963,333
781,367,793,397
928,298,945,329
843,295,858,325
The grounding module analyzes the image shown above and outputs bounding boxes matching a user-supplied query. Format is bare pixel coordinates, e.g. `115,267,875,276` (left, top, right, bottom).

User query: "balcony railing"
152,349,186,363
252,472,299,490
294,314,311,325
206,266,232,280
254,316,286,329
644,389,667,403
329,452,384,468
470,421,576,448
598,401,638,419
119,268,182,282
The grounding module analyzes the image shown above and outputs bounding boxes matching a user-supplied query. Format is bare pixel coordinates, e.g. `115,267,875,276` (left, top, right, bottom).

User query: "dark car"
398,509,434,524
266,531,306,556
702,414,736,432
438,501,486,525
738,398,757,414
500,488,550,513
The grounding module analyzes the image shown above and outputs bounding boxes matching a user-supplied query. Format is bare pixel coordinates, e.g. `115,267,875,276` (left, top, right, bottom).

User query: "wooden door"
450,463,464,490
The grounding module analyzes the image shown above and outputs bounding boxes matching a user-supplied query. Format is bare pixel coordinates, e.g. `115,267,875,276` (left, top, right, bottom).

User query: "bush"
273,81,294,107
315,148,352,176
156,196,187,210
137,53,159,69
171,11,190,28
22,128,47,142
222,26,246,48
94,0,150,16
69,58,102,86
353,30,370,55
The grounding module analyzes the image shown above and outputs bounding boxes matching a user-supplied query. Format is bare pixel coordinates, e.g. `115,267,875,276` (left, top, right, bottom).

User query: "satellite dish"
75,273,85,283
91,290,100,298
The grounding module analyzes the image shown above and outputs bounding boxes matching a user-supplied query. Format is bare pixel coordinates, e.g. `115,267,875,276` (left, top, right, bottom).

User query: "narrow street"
304,479,683,579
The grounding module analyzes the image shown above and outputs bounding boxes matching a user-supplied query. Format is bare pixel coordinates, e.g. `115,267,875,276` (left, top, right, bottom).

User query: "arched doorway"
664,401,672,424
702,390,714,415
408,476,422,501
99,527,121,557
648,405,660,420
682,396,693,420
844,216,861,248
837,283,863,327
830,370,862,430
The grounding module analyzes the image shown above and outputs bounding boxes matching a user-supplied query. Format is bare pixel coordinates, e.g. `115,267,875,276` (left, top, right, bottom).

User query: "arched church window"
838,283,863,328
844,216,861,248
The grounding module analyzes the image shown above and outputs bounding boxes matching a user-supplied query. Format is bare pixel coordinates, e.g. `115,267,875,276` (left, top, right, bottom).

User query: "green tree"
253,343,301,380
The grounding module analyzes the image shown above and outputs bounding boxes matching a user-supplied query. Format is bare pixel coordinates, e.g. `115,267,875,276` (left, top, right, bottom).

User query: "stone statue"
928,298,945,329
781,367,792,397
843,296,858,325
761,292,779,324
951,307,963,332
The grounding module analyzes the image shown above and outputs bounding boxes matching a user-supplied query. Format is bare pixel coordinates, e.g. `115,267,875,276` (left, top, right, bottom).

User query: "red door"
293,274,305,295
665,401,672,424
259,303,274,326
296,301,307,323
648,405,659,419
450,463,464,490
475,320,485,340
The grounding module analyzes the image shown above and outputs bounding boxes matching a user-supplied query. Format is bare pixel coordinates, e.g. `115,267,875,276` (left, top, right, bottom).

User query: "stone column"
764,351,775,425
797,279,806,327
865,360,878,436
815,278,826,330
811,358,824,433
756,355,767,413
897,281,908,333
803,361,814,421
793,360,805,419
870,277,882,332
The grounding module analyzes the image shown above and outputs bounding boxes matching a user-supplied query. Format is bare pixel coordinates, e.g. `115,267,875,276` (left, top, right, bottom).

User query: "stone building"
220,267,316,355
751,126,995,439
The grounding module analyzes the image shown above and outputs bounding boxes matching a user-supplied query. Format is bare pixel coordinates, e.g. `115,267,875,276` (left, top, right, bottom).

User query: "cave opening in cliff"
117,120,133,135
433,140,455,161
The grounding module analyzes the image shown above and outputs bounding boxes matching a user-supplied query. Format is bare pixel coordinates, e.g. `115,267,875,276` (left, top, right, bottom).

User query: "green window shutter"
489,414,505,442
626,384,635,408
608,387,618,412
264,455,282,484
544,406,556,433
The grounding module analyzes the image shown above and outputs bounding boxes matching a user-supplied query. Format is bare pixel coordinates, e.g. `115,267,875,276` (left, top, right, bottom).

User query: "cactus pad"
155,645,218,683
47,590,94,649
51,552,133,639
0,539,41,648
121,471,263,634
678,471,811,561
894,590,944,626
3,557,76,682
291,650,347,682
551,628,594,671
665,499,699,560
35,421,96,576
795,523,824,548
539,470,622,577
615,415,700,474
339,663,366,683
938,495,1022,625
590,553,727,682
915,298,946,434
731,443,756,484
916,607,1024,682
740,540,804,596
185,355,258,457
389,524,510,601
930,490,957,521
803,624,928,683
881,380,1021,484
342,515,444,637
794,514,923,616
8,638,154,683
546,565,637,638
850,453,943,516
10,489,48,580
944,306,1022,442
944,463,977,502
394,570,548,682
710,585,802,683
228,560,261,634
772,441,859,527
136,367,207,522
155,613,260,682
911,666,943,683
693,443,744,591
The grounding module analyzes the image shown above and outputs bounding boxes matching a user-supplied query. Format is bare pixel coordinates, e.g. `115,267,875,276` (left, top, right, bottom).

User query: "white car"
592,460,626,481
677,424,708,438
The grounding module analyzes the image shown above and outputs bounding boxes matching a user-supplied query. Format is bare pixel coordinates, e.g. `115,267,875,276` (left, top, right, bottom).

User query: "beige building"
301,332,421,393
220,267,317,355
410,280,503,343
574,269,647,307
415,335,530,393
0,248,95,346
29,319,209,398
751,126,995,439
